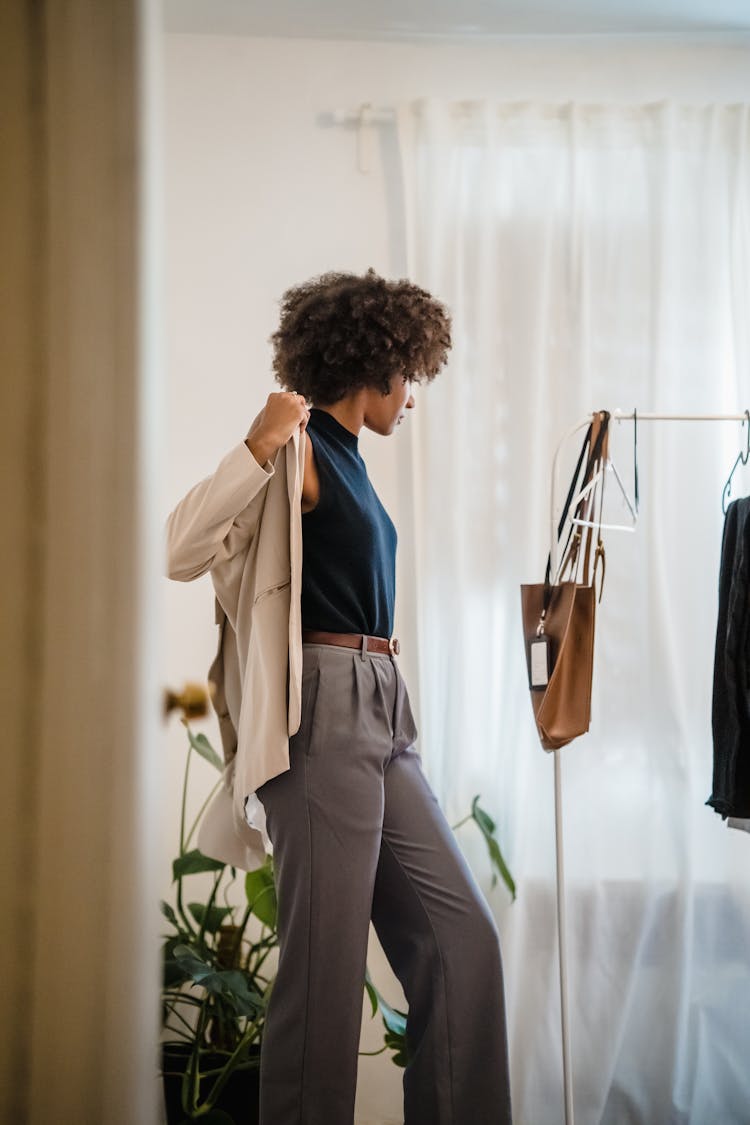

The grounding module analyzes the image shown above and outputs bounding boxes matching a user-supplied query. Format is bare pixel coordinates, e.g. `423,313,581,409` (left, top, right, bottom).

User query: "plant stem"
198,1014,265,1111
164,1003,198,1037
162,990,203,1005
175,875,198,940
245,937,275,976
184,775,224,853
186,1002,209,1114
180,737,193,854
197,871,222,949
221,868,238,910
232,905,252,965
173,742,200,938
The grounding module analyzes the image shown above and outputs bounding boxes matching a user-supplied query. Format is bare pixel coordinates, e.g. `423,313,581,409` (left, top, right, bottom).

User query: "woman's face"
365,372,416,436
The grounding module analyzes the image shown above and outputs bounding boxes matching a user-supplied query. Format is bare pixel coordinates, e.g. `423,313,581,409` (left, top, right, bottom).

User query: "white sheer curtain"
395,99,750,1125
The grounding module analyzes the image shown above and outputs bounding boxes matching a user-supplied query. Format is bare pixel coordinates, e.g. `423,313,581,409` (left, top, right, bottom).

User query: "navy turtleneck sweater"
301,407,397,639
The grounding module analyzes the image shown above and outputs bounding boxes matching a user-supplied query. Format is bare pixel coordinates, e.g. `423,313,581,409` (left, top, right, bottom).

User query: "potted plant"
159,689,516,1124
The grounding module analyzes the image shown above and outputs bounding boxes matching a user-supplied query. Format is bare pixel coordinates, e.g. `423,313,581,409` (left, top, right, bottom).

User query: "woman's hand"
245,391,310,465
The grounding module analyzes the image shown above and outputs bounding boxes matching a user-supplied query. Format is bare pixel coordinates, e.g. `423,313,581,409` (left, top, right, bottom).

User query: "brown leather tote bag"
520,411,609,751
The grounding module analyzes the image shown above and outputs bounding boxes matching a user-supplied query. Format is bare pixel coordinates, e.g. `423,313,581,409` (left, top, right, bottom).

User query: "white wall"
162,32,750,1123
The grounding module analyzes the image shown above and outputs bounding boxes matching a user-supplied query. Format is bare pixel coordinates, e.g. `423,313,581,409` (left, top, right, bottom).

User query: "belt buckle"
388,636,400,656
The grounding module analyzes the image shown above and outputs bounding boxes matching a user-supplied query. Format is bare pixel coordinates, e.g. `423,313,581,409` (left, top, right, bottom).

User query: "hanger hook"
633,407,639,514
722,409,750,515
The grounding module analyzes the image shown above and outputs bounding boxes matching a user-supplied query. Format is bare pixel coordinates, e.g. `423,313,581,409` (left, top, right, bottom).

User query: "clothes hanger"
721,409,750,515
570,407,640,532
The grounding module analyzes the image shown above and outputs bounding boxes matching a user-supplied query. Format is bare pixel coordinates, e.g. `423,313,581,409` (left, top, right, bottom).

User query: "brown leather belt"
301,629,400,656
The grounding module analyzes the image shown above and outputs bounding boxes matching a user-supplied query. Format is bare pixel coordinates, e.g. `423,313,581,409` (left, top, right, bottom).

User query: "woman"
248,268,513,1125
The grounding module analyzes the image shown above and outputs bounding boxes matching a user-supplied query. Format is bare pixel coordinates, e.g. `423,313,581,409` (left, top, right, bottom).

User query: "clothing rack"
547,409,749,1125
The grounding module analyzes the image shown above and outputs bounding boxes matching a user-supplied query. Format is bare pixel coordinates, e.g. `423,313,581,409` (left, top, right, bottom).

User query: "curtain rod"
331,105,395,125
330,104,396,171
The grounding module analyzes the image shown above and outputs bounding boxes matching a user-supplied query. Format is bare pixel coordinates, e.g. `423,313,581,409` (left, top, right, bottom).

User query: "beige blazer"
165,426,306,870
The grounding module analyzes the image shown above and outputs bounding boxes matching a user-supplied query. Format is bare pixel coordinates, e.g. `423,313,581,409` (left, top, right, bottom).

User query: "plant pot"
161,1042,261,1125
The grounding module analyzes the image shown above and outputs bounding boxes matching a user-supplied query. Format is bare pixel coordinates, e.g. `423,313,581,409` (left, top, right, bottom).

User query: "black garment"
300,407,397,638
707,495,750,818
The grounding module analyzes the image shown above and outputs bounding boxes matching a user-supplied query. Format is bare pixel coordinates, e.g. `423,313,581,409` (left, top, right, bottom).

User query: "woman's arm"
301,429,320,514
164,438,278,582
165,393,307,582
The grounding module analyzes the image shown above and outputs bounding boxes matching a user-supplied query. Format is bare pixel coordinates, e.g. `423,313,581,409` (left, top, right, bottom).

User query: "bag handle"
585,411,608,599
558,411,609,572
538,411,609,632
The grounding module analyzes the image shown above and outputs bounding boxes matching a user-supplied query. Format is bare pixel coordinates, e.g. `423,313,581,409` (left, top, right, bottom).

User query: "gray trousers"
255,639,513,1125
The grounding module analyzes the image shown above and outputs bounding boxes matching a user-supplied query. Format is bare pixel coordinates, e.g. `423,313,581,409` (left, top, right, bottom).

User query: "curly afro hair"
269,267,452,405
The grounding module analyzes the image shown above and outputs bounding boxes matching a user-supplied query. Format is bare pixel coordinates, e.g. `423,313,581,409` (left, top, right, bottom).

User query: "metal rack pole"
547,408,748,1125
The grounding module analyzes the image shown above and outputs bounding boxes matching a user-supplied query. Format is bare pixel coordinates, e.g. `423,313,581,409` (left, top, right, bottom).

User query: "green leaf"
163,935,192,989
245,865,277,929
187,902,233,933
172,944,264,1020
173,848,226,880
363,966,407,1034
363,969,378,1018
360,965,412,1069
471,797,497,837
471,795,516,902
486,836,516,901
377,993,408,1039
383,1025,411,1068
186,728,224,773
160,900,180,927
